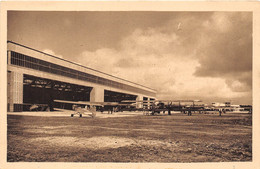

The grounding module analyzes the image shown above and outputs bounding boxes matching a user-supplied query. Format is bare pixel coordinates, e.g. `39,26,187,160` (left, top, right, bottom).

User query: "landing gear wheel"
71,114,74,117
91,112,96,118
80,114,82,117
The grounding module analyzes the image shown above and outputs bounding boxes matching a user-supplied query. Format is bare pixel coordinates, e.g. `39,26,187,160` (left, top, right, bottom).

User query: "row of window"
9,51,156,96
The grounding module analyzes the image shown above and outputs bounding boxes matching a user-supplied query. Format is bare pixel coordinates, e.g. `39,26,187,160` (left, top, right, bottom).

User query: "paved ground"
7,109,248,118
7,111,252,162
7,109,145,118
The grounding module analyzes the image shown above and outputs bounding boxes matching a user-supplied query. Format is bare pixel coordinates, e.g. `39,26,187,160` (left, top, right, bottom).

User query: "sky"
7,11,252,105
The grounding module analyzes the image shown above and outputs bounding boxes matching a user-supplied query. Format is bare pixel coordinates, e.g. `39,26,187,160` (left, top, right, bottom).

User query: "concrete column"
136,95,143,108
90,86,104,102
149,98,156,109
8,71,23,112
7,50,11,64
147,97,151,109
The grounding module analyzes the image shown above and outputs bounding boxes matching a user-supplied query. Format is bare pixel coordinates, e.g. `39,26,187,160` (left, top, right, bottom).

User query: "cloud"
193,12,252,93
203,12,232,33
75,12,252,104
77,48,119,74
43,49,63,58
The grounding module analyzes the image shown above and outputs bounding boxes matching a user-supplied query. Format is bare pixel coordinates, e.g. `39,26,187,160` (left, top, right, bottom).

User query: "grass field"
7,113,252,162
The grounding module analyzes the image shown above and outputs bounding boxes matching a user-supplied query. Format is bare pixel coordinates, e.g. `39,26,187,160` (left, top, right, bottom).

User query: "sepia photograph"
1,1,260,169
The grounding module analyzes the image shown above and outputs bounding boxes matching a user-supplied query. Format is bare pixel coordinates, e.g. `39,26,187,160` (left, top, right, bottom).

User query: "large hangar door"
23,74,92,110
104,90,137,102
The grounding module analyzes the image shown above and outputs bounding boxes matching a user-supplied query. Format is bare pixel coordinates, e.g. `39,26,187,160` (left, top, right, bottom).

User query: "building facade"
7,41,156,112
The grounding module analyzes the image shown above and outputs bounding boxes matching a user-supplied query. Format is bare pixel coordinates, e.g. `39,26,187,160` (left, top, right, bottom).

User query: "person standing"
188,109,192,116
219,109,222,116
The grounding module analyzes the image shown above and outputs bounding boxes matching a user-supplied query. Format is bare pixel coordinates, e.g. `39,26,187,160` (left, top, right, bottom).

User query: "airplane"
54,99,136,117
121,99,203,115
54,100,101,118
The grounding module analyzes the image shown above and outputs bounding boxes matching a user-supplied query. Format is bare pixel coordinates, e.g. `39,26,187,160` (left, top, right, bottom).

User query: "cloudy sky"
8,11,252,104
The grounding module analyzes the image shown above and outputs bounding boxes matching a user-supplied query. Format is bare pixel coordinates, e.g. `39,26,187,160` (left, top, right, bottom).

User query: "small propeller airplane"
54,99,135,118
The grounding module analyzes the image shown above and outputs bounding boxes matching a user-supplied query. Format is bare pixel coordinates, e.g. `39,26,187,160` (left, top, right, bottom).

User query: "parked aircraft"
54,99,135,117
122,99,203,115
54,99,204,117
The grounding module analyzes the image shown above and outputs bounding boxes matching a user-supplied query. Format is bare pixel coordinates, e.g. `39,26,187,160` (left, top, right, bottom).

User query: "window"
9,51,155,96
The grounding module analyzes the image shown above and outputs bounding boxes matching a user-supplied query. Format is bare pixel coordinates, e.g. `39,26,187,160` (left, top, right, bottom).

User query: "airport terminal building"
7,41,156,112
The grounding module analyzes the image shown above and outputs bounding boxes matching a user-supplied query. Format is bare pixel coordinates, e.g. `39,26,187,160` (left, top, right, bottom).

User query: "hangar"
7,41,156,112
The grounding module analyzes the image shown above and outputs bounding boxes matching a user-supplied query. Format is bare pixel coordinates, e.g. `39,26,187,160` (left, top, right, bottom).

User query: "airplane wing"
156,100,202,102
54,99,102,106
121,99,202,103
55,99,89,105
54,100,133,106
77,101,118,106
121,100,156,103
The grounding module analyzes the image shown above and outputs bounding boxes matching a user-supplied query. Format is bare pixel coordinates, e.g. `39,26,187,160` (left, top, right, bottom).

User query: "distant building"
211,101,252,113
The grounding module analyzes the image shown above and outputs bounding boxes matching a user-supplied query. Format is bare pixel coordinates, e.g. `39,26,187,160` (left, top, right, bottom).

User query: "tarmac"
7,109,249,118
7,109,146,118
